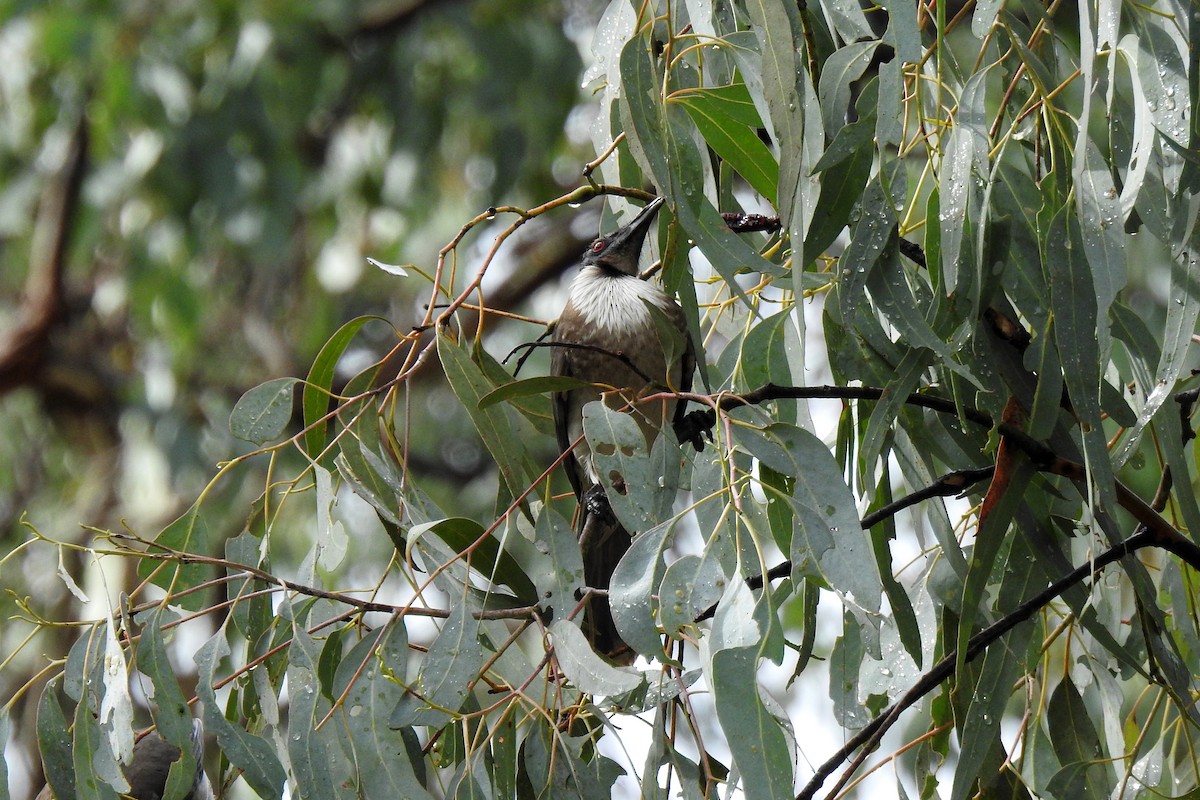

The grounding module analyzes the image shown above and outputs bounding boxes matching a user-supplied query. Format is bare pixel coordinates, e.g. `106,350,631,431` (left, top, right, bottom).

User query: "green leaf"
736,424,882,618
760,463,795,553
821,0,875,41
801,139,872,263
643,299,689,384
1113,247,1200,467
490,712,517,800
72,683,119,800
835,177,896,331
391,603,488,728
410,517,536,603
62,625,104,703
229,376,299,444
859,348,934,493
609,520,675,662
335,440,404,528
641,705,708,800
473,343,557,436
0,712,9,800
658,553,726,637
1025,316,1065,440
810,118,875,175
581,402,678,533
302,316,385,462
673,83,765,128
737,309,794,389
522,720,625,800
949,608,1033,799
225,530,273,643
743,0,815,236
865,246,979,386
135,610,202,800
938,65,993,293
37,685,76,800
828,613,871,730
709,581,793,800
549,620,644,696
477,374,591,409
619,34,781,302
1134,17,1189,146
527,506,584,623
195,631,286,799
673,87,778,203
136,500,212,611
816,41,879,137
1046,204,1116,511
287,616,355,800
437,327,540,504
882,0,922,62
1045,678,1110,798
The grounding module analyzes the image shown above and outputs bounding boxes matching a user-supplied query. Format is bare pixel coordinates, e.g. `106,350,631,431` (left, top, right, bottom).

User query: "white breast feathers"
568,266,677,334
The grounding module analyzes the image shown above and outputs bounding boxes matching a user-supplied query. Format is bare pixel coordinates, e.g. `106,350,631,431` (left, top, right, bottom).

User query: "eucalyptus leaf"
229,376,298,444
195,632,285,799
37,686,76,800
390,603,488,728
709,582,793,800
550,620,644,697
135,501,213,611
303,316,385,462
581,402,677,532
609,520,676,662
135,610,202,800
735,424,882,619
287,621,355,800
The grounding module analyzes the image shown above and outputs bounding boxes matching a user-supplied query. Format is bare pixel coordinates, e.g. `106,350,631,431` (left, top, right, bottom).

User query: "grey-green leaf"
195,632,285,799
229,376,298,444
609,520,675,662
550,620,644,697
710,646,794,800
390,603,487,728
333,623,433,800
37,686,76,800
287,620,355,800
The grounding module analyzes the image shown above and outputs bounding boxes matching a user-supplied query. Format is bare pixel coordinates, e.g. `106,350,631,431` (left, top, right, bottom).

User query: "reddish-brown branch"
0,112,88,395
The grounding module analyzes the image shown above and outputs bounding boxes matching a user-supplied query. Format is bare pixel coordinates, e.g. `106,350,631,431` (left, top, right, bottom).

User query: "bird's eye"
591,240,606,253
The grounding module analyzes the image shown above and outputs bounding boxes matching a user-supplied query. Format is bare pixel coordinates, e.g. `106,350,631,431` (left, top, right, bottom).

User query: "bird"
36,719,213,800
550,195,695,662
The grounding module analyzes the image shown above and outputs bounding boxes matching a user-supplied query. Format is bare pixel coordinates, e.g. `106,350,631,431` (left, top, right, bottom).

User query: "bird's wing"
671,306,697,431
550,325,585,502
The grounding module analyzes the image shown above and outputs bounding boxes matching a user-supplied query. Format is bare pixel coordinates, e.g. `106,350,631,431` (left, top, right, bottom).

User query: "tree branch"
662,379,1200,798
798,527,1165,800
0,111,88,395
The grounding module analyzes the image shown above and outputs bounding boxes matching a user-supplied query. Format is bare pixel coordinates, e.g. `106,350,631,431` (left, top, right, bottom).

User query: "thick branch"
0,112,88,394
688,382,1200,566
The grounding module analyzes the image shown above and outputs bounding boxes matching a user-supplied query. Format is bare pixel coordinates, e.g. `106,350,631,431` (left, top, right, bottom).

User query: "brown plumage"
551,196,694,662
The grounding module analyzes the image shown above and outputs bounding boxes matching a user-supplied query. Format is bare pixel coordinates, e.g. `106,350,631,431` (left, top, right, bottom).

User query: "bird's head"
580,196,664,276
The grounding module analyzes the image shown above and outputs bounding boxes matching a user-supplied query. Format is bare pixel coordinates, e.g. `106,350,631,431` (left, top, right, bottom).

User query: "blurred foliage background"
1,0,602,792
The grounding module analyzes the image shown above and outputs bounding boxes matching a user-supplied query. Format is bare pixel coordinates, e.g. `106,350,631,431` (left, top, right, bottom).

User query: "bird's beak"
605,196,665,263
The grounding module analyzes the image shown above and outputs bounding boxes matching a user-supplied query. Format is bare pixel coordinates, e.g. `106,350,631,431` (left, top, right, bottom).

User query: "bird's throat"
567,266,677,335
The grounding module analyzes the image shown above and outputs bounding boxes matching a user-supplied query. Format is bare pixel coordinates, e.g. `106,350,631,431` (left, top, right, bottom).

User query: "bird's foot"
675,409,716,452
583,484,615,525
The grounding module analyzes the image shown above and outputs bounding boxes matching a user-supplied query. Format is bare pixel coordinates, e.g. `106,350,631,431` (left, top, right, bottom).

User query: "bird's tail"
578,510,634,664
